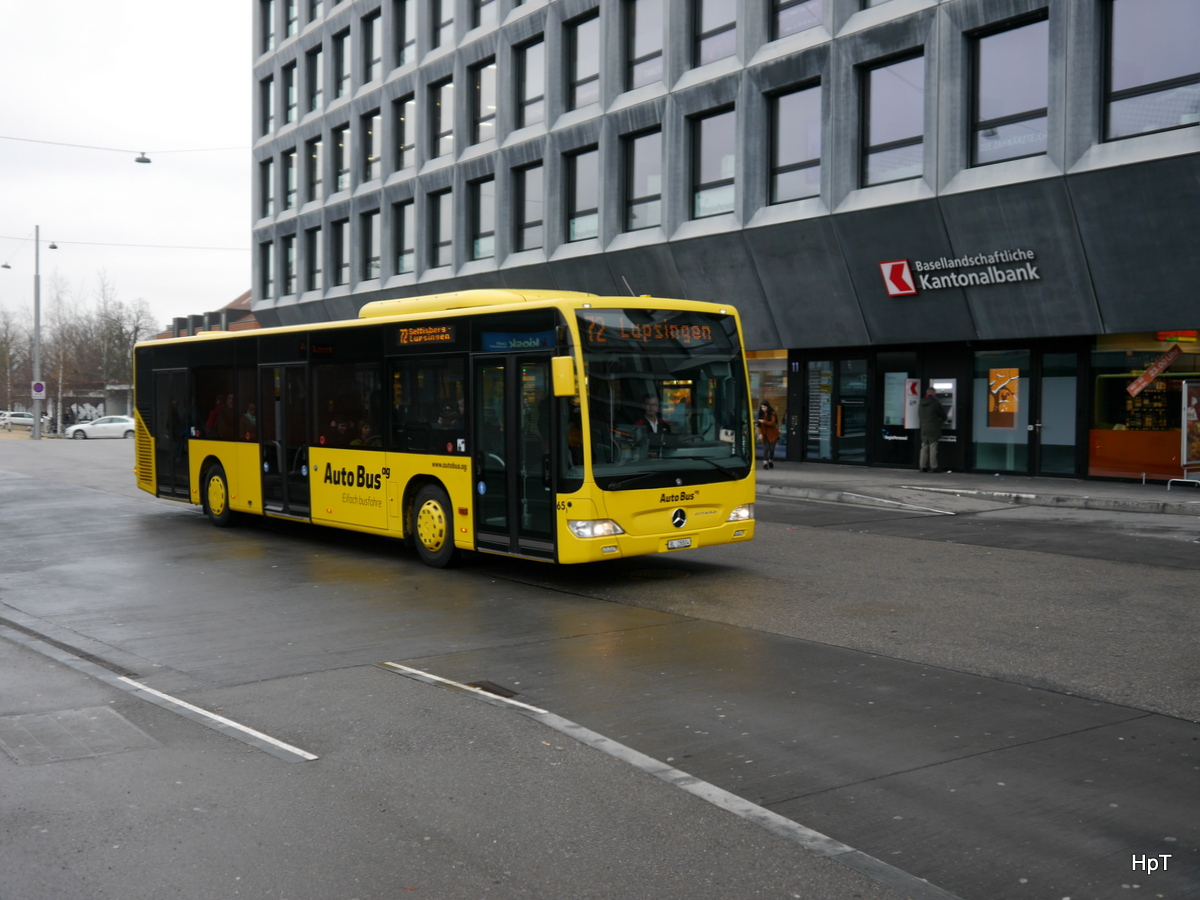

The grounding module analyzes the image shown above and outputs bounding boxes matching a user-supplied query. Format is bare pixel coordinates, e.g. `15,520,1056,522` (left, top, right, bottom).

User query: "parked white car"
65,415,137,440
1,411,50,431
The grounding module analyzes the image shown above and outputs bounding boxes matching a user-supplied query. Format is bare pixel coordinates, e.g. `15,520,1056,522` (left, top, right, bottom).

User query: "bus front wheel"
203,464,236,528
413,484,457,568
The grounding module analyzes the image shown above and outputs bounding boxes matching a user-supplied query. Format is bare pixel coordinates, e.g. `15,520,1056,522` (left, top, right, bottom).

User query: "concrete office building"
251,0,1200,481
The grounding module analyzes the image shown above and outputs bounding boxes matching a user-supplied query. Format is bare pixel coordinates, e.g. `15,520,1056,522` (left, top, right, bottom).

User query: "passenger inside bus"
240,403,257,442
351,420,382,448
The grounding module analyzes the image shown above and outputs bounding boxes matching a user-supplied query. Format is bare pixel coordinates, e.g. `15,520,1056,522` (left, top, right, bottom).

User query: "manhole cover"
0,707,160,765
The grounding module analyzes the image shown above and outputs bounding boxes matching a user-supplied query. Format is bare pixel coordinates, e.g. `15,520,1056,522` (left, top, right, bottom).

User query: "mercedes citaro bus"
133,290,755,566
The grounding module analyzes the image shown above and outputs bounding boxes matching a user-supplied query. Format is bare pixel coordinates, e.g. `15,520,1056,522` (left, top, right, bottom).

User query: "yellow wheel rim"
416,498,447,553
207,474,228,517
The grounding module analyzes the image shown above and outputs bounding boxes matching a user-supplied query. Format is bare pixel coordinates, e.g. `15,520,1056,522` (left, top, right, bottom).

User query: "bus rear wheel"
413,484,457,568
203,464,236,528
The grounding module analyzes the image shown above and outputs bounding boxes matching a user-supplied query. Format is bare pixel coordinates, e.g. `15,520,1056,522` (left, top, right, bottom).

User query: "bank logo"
880,260,918,297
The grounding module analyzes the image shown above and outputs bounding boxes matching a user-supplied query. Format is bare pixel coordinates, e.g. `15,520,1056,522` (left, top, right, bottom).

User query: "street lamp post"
32,225,43,440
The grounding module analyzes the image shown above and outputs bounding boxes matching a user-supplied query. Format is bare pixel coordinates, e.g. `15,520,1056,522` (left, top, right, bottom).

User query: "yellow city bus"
132,289,756,566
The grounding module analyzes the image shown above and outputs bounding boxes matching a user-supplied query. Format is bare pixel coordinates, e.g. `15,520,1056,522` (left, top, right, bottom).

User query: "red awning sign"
1127,345,1181,397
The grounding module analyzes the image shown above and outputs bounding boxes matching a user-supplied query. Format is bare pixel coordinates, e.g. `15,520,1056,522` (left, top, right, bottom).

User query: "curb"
758,481,1200,518
759,483,956,515
912,486,1200,518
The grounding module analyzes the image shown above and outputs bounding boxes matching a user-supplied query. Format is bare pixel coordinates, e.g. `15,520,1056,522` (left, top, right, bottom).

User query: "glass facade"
973,16,1049,166
863,54,924,186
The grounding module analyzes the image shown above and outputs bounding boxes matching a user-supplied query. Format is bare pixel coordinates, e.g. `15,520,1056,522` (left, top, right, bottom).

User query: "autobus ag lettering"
323,463,382,490
659,490,697,503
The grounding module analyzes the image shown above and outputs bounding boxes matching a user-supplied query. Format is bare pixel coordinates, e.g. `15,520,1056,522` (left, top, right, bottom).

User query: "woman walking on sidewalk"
756,400,780,469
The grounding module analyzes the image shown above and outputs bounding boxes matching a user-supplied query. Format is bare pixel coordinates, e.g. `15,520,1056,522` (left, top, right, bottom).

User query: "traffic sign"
31,381,46,400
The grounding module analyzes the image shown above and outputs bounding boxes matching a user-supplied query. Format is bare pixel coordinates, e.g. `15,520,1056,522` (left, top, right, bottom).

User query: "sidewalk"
756,459,1200,517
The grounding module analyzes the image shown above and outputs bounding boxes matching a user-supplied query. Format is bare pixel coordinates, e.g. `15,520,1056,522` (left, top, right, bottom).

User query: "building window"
568,14,601,109
260,158,276,217
471,178,496,259
260,76,275,134
307,46,324,111
334,29,351,97
773,0,821,41
694,0,736,68
333,124,350,192
518,39,545,127
1106,0,1200,140
261,0,276,53
395,95,416,169
309,0,323,22
432,79,454,158
282,234,297,294
333,218,350,285
394,199,415,273
432,0,454,49
306,226,323,290
972,16,1049,166
862,53,924,187
472,59,497,144
284,149,298,209
692,108,735,218
431,189,453,268
362,110,382,181
286,0,299,36
260,241,275,297
306,136,323,201
361,210,381,279
283,63,298,124
515,163,544,251
625,0,663,91
771,83,821,202
624,130,662,231
473,0,496,29
363,10,383,82
396,0,416,66
567,148,599,241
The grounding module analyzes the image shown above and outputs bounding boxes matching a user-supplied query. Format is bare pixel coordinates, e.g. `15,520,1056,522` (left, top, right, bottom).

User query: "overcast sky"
0,1,251,332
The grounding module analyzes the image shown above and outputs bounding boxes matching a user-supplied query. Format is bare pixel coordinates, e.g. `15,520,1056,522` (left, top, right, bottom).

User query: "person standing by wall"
919,386,948,472
756,400,780,469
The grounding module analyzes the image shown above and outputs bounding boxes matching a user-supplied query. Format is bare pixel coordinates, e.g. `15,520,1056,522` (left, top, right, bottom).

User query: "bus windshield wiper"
604,471,663,490
688,457,739,480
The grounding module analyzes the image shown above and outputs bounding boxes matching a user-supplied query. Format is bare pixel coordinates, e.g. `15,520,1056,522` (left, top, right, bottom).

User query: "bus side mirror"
552,356,576,397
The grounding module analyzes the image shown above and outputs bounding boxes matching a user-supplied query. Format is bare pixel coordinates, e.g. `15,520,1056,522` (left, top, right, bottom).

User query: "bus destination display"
581,312,721,347
398,324,456,346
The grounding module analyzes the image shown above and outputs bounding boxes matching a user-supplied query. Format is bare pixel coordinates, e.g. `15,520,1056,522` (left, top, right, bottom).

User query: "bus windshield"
577,308,753,490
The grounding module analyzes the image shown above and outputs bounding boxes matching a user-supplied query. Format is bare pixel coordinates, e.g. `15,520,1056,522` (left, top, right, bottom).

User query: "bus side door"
472,355,556,560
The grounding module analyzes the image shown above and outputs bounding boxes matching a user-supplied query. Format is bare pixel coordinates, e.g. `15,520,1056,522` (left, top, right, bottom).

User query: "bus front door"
260,365,311,518
472,355,556,560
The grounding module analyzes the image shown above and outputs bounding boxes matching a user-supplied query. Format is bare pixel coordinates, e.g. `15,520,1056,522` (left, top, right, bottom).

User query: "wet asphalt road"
1,438,1197,900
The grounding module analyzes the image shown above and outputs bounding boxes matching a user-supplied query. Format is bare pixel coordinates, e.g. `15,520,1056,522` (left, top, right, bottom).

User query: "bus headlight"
568,519,625,538
727,504,754,522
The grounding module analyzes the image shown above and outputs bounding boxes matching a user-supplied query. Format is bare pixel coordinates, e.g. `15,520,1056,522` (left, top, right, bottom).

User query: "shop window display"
1089,335,1200,480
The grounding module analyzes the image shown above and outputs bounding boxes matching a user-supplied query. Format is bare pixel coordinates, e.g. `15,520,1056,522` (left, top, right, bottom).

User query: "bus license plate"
667,538,692,550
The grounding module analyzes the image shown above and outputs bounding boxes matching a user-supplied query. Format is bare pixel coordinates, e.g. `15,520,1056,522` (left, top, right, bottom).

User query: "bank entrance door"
804,359,868,463
972,349,1079,476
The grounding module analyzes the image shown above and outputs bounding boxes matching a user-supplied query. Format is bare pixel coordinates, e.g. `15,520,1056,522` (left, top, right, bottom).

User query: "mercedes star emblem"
671,508,687,528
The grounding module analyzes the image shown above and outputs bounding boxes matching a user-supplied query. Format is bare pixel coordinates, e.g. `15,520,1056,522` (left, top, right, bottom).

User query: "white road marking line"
378,662,549,714
381,662,966,900
117,677,318,761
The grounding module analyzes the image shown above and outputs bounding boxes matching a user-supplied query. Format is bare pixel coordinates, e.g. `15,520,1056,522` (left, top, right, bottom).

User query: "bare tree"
0,307,25,412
